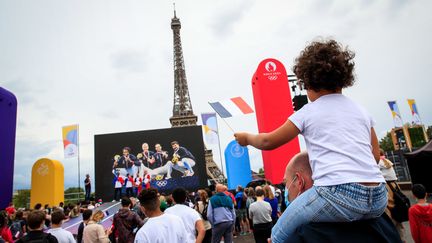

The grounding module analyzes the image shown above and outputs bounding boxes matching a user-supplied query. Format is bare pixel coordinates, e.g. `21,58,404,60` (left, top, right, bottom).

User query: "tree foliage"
13,190,30,208
379,131,394,152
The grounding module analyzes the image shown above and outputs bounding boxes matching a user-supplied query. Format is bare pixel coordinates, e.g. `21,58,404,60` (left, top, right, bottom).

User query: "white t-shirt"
165,204,202,243
378,159,398,181
134,213,187,243
289,94,384,186
47,227,75,243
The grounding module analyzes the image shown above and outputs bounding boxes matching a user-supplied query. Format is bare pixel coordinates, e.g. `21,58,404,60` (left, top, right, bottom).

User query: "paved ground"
234,189,422,243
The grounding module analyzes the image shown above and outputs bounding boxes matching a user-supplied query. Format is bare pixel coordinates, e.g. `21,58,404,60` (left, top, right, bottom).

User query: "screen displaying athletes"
94,126,207,202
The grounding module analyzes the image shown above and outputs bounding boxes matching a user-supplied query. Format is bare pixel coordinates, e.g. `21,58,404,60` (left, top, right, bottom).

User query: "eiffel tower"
169,9,225,184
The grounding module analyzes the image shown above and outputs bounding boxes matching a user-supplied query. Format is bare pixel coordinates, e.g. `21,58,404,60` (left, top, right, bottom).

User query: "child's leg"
271,186,327,243
313,183,387,221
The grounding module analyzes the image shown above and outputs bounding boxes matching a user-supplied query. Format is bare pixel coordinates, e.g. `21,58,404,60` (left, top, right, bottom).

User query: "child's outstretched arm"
234,119,300,150
371,127,380,163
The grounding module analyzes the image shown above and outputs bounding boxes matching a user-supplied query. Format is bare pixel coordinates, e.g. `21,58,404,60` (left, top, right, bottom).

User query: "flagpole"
213,115,225,181
77,124,81,201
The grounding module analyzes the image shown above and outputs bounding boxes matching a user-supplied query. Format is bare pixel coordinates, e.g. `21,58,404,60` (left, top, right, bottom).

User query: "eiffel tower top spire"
170,9,197,127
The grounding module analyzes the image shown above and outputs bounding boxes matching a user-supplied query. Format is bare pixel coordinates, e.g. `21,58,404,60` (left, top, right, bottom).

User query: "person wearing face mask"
278,152,403,243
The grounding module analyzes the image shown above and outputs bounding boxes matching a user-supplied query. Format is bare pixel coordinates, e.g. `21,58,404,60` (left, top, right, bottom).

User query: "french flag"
209,97,254,118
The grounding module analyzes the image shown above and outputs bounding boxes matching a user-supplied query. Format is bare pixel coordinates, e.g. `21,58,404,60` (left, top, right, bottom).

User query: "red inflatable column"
252,59,301,184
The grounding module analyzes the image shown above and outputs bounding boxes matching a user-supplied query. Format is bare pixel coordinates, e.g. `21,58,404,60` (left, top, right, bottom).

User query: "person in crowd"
165,188,205,243
135,188,187,242
113,197,144,243
5,202,16,217
159,195,168,212
207,184,236,243
58,202,65,211
409,184,432,243
195,189,212,243
235,186,250,235
235,39,386,242
167,141,196,178
378,148,405,238
134,172,143,196
245,187,256,233
16,210,58,243
222,185,236,206
249,188,272,243
83,210,111,243
10,210,26,240
125,173,134,197
85,174,91,201
263,185,279,226
69,204,80,218
130,197,146,220
47,210,75,243
113,171,124,202
77,209,92,243
0,211,13,243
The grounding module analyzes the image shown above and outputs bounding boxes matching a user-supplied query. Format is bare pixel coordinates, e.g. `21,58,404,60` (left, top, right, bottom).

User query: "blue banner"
224,140,252,189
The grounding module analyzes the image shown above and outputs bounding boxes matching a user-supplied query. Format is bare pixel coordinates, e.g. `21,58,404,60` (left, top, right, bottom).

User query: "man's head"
123,147,131,156
412,184,427,200
284,151,313,202
215,184,225,193
172,187,187,204
171,141,179,150
82,209,93,221
121,196,132,208
138,188,160,215
256,188,265,198
142,143,149,151
34,203,42,210
51,210,66,226
86,174,90,178
27,210,46,231
237,185,244,192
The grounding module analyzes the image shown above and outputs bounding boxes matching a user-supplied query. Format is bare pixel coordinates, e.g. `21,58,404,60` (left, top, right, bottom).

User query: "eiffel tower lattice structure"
169,10,225,184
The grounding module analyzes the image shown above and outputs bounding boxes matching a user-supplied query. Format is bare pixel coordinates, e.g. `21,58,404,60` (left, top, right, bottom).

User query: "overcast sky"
1,0,431,190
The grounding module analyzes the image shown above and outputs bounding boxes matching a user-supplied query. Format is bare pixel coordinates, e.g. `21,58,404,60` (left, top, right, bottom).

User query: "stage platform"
62,201,121,235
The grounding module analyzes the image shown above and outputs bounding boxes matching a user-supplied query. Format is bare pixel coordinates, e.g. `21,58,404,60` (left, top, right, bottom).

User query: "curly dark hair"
138,188,160,211
293,39,355,92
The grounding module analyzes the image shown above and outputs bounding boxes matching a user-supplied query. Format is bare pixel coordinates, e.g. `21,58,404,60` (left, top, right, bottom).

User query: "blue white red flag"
209,97,254,118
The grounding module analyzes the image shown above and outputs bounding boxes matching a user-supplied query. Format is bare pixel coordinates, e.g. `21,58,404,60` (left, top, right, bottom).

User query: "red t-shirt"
409,203,432,243
0,226,13,243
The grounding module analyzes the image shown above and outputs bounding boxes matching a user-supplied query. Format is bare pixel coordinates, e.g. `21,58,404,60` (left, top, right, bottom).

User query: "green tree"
379,131,394,152
427,126,432,140
258,167,264,175
13,190,30,208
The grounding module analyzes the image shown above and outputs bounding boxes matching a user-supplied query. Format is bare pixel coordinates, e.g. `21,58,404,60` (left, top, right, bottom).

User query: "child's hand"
234,132,249,146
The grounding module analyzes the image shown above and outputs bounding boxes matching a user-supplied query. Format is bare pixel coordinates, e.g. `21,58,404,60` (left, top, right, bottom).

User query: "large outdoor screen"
95,126,207,201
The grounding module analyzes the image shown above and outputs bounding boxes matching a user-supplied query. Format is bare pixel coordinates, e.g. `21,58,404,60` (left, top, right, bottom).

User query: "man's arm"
195,219,206,243
207,201,213,225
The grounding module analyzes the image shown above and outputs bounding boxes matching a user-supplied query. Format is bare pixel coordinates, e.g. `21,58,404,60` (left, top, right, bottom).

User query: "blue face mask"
284,176,297,207
284,188,290,207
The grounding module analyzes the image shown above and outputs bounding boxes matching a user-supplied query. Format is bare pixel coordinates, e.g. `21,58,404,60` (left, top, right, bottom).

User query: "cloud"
210,0,255,37
111,49,149,73
13,139,59,190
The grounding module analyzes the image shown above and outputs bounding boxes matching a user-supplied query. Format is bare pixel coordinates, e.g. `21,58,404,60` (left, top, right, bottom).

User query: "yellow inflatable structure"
30,158,64,208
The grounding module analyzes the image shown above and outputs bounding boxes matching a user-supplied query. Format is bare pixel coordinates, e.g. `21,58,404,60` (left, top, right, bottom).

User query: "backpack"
388,182,411,223
195,202,208,221
9,220,23,239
